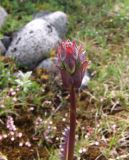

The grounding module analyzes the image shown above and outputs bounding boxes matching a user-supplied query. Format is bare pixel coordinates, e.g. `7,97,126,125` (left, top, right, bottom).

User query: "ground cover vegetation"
0,0,129,159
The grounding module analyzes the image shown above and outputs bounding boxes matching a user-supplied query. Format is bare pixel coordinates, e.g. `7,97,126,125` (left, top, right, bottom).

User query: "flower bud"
57,40,88,88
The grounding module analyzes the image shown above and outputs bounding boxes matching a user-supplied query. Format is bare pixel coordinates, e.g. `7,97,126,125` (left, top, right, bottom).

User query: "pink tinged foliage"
6,116,16,131
57,40,88,89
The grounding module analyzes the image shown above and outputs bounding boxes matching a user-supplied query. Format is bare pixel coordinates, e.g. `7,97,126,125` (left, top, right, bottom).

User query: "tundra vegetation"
0,0,129,160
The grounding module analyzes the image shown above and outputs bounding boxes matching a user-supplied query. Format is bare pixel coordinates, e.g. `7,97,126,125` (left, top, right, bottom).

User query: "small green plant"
0,62,14,88
15,71,33,93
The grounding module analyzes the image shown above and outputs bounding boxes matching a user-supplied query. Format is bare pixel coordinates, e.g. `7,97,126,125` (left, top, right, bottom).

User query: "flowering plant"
57,40,88,89
57,40,88,160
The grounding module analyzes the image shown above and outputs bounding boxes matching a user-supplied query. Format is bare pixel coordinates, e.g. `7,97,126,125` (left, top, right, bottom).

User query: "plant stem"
68,86,76,160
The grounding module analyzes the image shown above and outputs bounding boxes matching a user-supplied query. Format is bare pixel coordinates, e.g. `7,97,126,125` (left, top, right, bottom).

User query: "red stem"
68,86,76,160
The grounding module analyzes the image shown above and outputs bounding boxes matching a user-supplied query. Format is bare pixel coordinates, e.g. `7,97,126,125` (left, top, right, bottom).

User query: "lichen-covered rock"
0,6,8,28
44,11,67,38
6,19,60,69
6,11,67,69
34,11,68,38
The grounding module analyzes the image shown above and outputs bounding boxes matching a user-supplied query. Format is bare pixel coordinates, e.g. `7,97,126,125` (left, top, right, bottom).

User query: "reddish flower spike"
57,40,88,89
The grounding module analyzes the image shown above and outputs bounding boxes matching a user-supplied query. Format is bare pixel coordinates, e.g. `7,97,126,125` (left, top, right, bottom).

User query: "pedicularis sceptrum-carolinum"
57,40,88,160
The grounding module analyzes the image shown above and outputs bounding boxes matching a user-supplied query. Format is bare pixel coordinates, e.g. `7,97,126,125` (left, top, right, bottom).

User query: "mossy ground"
0,0,129,160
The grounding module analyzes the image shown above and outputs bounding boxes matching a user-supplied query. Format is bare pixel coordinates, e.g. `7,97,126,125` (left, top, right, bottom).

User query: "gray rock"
34,11,68,38
0,41,6,55
37,57,58,73
6,11,67,69
6,20,59,69
0,6,8,28
1,36,12,50
80,72,90,89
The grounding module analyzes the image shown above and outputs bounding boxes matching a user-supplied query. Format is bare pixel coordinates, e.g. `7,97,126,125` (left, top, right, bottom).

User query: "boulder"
0,6,8,28
34,11,68,38
6,11,67,69
1,36,12,50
